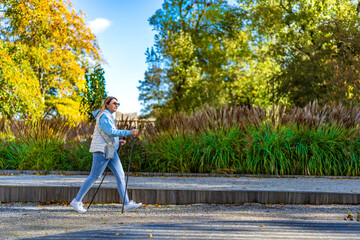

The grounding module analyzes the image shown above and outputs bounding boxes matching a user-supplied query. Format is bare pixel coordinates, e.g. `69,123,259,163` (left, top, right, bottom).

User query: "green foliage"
244,124,358,176
82,64,107,121
0,118,94,171
141,0,360,116
136,102,360,175
245,0,360,106
138,47,168,117
142,0,258,117
2,103,360,176
0,139,92,171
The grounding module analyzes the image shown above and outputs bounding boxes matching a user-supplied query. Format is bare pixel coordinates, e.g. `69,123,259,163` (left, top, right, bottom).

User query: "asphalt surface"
22,220,360,240
2,172,360,239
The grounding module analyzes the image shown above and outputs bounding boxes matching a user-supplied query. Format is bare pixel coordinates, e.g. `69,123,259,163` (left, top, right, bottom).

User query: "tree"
0,42,43,118
243,0,360,106
0,0,101,120
82,64,107,121
143,0,360,115
143,0,261,117
142,0,360,114
138,47,168,117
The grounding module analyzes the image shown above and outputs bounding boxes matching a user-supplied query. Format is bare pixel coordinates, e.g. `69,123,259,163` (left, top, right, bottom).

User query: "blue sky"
72,0,164,114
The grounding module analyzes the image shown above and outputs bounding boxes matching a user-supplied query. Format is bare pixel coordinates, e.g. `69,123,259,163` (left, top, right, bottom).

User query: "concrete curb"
1,185,360,205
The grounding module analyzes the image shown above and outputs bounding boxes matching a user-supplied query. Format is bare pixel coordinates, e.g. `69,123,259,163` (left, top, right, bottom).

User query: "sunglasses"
110,102,120,107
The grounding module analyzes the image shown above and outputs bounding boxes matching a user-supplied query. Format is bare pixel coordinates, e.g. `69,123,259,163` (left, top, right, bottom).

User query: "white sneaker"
70,199,86,214
124,200,142,212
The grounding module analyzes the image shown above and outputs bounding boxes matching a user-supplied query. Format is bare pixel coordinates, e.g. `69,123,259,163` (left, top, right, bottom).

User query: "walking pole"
122,127,136,213
87,137,126,210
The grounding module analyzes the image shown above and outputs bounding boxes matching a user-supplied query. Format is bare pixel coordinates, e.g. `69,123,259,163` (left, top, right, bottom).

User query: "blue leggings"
74,152,129,204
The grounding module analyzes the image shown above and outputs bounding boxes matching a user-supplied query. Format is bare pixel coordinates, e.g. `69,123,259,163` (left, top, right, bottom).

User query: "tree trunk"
38,68,45,104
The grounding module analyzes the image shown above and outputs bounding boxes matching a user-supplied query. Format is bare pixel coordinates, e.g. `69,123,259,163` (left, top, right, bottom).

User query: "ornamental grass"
1,102,360,176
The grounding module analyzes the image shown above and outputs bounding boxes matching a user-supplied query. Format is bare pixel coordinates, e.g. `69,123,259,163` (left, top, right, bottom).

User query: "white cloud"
87,18,112,34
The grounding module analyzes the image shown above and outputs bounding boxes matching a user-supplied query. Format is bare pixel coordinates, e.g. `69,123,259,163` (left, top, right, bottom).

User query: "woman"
70,96,141,213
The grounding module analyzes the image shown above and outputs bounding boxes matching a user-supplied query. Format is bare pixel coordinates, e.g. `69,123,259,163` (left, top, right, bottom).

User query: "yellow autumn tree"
0,0,101,121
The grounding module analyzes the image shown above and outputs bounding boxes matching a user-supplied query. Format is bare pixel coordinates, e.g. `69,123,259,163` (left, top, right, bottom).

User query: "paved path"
22,220,360,239
1,174,360,193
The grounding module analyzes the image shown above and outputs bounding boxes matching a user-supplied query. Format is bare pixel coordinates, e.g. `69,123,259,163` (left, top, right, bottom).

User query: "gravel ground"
1,202,360,240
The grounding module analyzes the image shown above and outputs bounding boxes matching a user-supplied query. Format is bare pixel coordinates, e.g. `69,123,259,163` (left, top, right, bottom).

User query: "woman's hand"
119,139,126,146
131,129,139,136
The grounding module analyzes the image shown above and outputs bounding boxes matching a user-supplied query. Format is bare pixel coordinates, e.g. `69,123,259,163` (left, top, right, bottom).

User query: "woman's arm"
99,113,131,137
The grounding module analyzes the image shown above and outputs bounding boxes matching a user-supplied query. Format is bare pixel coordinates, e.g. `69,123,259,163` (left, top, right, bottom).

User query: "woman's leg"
74,153,108,202
107,152,129,204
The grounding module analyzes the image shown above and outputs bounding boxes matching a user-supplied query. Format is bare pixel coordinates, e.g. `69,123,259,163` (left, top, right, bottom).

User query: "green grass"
0,138,92,171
